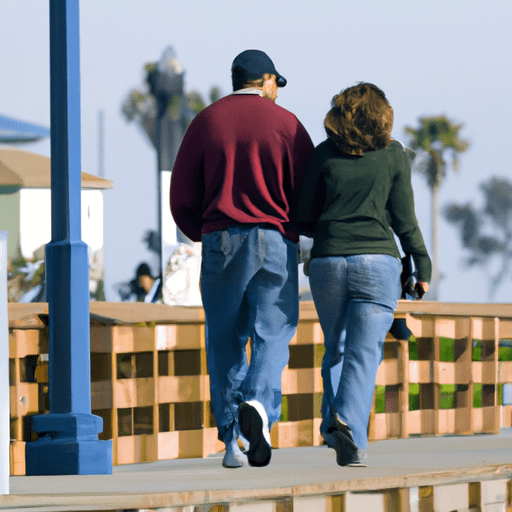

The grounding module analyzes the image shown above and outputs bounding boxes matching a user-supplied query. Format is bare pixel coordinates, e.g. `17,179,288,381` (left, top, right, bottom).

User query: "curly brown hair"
324,82,394,156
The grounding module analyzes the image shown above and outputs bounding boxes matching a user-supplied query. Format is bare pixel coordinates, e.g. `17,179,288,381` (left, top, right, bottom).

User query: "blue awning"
0,114,50,143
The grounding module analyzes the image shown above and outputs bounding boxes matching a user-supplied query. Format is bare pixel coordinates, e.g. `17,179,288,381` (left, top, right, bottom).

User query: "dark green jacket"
297,139,431,282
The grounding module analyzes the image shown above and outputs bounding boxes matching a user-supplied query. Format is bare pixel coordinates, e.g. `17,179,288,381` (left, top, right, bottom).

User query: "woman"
297,83,431,466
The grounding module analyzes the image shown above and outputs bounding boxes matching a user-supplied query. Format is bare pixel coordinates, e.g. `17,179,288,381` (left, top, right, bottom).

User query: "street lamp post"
146,47,185,283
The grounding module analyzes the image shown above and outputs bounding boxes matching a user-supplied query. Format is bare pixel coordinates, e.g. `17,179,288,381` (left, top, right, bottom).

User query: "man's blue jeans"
309,254,400,450
201,226,298,443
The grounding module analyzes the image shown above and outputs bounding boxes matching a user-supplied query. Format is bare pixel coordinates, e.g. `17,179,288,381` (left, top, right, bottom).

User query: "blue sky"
2,0,512,302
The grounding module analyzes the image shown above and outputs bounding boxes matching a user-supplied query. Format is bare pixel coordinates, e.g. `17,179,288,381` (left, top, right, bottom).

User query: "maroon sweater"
170,93,314,243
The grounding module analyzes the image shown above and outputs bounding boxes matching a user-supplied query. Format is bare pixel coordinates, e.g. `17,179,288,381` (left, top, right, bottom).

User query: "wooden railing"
7,301,512,475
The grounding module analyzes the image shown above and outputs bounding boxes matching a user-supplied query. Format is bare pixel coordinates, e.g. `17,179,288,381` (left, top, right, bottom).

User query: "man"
170,49,314,467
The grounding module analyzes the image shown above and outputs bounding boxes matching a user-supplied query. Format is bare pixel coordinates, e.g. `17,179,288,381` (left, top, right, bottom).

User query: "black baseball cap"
231,49,287,89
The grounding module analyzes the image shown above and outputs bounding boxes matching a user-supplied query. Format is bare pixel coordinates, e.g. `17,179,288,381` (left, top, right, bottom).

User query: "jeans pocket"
202,229,248,273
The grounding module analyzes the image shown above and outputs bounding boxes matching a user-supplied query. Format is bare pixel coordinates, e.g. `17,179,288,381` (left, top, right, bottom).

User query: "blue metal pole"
25,0,112,475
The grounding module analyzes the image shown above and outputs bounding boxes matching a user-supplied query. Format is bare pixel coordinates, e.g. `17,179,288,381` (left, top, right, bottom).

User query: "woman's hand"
416,281,429,299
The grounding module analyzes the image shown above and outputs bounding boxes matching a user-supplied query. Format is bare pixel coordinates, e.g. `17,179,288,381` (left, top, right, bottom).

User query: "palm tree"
444,177,512,301
405,115,470,299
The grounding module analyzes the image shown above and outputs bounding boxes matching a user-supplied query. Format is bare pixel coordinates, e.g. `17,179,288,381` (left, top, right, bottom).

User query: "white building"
0,148,112,300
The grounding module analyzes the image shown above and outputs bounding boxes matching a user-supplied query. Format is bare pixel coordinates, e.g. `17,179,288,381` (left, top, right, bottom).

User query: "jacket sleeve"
388,146,432,282
295,145,326,237
169,118,205,242
287,122,315,232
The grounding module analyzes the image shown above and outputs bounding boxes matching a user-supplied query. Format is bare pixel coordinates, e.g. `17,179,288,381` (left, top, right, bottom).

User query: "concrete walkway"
2,431,512,511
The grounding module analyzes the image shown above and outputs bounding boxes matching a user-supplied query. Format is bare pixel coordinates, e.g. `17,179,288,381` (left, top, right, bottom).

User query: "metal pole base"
25,413,112,475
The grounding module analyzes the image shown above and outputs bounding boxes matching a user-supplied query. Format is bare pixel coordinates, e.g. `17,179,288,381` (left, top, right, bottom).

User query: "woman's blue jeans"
309,254,400,450
201,226,298,443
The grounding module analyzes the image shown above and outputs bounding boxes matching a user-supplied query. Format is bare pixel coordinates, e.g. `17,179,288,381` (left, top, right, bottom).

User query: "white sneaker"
237,400,272,467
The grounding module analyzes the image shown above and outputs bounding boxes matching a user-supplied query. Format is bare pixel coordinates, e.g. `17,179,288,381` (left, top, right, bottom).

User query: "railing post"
0,231,9,494
398,336,410,438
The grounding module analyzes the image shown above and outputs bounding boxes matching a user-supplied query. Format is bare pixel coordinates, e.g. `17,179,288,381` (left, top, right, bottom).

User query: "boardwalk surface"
2,430,512,511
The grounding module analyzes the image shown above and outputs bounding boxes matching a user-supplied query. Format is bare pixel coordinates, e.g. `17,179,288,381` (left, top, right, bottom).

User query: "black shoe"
238,401,272,467
327,415,366,467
